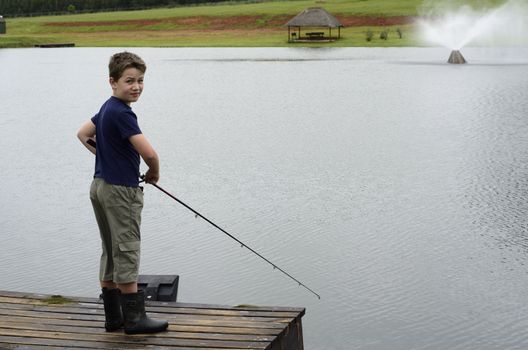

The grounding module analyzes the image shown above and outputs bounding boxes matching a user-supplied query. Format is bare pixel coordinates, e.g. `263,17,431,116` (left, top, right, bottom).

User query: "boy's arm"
129,134,160,184
77,120,96,155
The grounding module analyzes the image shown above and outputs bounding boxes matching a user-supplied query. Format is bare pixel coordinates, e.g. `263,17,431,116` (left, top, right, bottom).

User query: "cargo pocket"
117,240,141,283
128,188,143,239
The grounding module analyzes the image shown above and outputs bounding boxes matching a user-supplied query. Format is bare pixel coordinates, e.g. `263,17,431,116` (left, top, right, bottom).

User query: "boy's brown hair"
108,52,146,81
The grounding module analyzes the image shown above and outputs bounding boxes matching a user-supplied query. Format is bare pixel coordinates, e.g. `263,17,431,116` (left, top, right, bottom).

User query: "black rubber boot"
101,288,123,331
120,290,168,334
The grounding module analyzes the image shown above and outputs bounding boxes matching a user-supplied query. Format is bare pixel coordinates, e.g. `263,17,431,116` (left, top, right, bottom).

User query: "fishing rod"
143,177,321,300
86,139,320,298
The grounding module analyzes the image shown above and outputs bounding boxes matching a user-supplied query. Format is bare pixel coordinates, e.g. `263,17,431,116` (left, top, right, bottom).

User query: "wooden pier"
34,43,75,48
0,290,305,350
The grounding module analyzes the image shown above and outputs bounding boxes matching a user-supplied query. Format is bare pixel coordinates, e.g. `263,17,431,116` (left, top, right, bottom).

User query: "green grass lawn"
0,0,506,48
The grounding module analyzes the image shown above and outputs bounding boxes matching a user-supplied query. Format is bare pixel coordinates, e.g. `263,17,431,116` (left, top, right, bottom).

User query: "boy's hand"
144,169,159,184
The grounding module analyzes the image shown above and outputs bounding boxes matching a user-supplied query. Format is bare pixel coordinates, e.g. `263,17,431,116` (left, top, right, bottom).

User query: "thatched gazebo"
285,7,343,42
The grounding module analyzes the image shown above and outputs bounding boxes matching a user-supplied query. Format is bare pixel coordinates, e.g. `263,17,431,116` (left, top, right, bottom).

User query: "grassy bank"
0,0,505,48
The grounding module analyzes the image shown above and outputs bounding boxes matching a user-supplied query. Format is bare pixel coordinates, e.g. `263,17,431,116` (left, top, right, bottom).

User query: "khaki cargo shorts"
90,178,143,284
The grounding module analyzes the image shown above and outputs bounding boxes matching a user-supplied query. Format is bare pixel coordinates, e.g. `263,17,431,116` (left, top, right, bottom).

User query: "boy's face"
110,67,144,105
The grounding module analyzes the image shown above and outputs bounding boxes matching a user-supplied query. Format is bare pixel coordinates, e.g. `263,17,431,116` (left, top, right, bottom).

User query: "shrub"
365,29,373,41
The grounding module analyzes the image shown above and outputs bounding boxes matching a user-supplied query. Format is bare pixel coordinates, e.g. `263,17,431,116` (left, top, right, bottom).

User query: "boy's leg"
90,178,123,331
117,282,137,294
101,287,123,331
101,281,117,289
90,178,115,283
102,183,143,285
120,289,168,334
91,179,142,286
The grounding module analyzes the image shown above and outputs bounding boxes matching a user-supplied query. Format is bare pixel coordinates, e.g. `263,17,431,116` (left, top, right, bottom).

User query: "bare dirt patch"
44,14,416,30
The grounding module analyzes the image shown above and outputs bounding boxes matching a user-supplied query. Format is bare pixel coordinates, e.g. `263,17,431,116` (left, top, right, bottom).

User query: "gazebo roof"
285,7,343,28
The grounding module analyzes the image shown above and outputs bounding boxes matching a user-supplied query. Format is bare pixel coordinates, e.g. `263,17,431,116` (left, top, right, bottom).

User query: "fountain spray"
418,0,528,64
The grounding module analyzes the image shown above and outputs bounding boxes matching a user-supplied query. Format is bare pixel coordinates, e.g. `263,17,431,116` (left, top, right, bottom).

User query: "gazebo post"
338,27,340,39
288,26,290,42
329,27,332,39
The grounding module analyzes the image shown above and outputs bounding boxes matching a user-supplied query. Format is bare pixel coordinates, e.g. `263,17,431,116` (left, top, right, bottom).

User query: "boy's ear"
109,77,117,90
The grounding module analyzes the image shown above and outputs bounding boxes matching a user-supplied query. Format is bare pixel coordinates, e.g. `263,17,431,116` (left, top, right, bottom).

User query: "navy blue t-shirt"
91,96,142,187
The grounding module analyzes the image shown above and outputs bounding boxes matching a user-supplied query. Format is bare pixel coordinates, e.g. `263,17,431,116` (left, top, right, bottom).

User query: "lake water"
1,47,528,349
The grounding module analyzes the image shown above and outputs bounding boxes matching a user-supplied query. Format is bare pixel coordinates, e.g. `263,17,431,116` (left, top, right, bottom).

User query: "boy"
77,52,168,334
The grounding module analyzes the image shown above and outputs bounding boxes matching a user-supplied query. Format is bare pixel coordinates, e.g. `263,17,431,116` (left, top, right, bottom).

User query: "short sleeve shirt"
91,96,142,187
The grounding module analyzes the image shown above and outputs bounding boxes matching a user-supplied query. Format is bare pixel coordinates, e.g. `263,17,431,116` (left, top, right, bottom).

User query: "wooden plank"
0,315,280,337
0,302,295,325
0,295,303,318
0,297,304,317
0,303,292,327
34,43,75,48
0,309,285,332
0,343,79,350
0,291,305,314
0,335,244,350
0,310,285,334
0,329,268,349
0,319,275,342
0,318,280,339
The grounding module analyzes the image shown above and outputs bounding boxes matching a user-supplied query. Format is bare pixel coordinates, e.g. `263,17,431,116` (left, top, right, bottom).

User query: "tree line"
0,0,229,17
